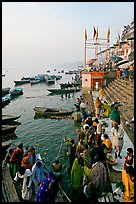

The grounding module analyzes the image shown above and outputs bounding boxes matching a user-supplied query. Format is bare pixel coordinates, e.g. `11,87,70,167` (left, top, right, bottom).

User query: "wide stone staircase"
103,77,134,144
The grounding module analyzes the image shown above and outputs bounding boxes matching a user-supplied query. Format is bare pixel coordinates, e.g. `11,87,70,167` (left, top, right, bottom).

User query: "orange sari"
122,170,134,202
102,138,112,153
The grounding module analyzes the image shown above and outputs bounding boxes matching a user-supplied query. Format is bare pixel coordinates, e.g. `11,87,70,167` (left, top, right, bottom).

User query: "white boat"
9,88,23,96
45,75,55,85
30,79,41,85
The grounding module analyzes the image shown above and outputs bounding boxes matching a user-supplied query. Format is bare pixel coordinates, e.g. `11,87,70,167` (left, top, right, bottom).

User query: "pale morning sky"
2,2,134,70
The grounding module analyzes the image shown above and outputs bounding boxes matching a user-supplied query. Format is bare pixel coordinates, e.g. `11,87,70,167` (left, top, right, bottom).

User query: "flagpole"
84,29,86,70
108,38,110,69
96,26,98,69
106,28,110,70
106,39,109,69
84,29,87,69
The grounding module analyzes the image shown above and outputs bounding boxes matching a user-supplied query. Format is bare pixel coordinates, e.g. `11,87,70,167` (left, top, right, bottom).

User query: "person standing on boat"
9,143,24,177
23,144,30,157
22,156,32,170
32,159,45,194
35,171,59,202
14,166,32,201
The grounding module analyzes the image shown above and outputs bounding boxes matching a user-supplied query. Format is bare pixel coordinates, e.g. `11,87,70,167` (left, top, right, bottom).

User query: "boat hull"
10,88,23,96
46,80,55,85
30,80,41,85
2,115,20,124
47,88,81,95
14,80,30,85
2,125,18,135
34,107,73,117
2,87,10,96
2,96,11,108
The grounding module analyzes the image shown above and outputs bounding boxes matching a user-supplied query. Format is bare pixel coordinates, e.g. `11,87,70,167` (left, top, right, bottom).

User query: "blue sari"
35,172,58,202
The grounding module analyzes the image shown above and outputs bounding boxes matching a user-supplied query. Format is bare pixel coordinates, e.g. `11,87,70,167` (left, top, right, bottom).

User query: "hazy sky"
2,2,134,70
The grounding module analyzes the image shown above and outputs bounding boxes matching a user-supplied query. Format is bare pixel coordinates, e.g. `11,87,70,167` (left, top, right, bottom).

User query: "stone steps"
103,78,134,144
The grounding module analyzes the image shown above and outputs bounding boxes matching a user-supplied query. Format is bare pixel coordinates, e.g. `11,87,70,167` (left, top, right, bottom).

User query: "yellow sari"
103,138,112,153
122,170,134,202
99,89,104,100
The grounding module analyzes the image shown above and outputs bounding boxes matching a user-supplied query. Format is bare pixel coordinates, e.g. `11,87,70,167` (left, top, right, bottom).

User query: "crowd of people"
4,87,134,202
6,144,60,202
64,88,134,202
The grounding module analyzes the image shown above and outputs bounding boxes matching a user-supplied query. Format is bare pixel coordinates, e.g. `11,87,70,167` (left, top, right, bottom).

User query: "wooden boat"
9,88,23,96
2,144,71,202
30,79,41,85
2,125,18,135
2,115,20,124
14,79,30,86
47,88,81,95
2,87,10,96
34,107,73,117
2,96,11,108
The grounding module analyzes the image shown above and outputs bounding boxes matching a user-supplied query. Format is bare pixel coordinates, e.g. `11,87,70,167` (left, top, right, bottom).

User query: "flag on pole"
85,29,87,41
107,27,110,42
118,33,120,41
95,26,98,41
93,26,96,39
118,33,120,48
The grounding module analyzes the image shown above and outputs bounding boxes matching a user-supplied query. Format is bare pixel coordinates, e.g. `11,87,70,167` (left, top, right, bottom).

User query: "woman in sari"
95,97,102,119
122,166,134,202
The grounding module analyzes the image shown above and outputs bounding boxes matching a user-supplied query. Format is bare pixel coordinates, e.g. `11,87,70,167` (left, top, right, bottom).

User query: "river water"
2,64,83,198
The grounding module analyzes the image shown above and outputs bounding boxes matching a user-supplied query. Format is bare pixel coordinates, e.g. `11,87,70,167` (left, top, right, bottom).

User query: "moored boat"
2,143,71,202
2,87,10,96
34,107,73,117
47,88,81,95
30,79,41,85
37,74,46,81
45,75,55,85
9,88,23,96
2,125,18,135
2,114,21,124
2,96,11,108
14,79,30,86
56,75,62,80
